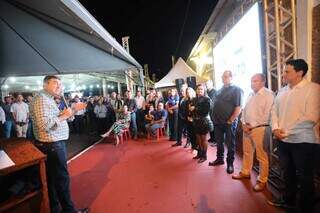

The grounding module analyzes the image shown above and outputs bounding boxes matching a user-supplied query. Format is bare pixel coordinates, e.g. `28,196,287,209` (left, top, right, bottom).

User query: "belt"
250,124,269,130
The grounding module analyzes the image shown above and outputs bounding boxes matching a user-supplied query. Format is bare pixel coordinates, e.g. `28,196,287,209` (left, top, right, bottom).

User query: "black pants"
74,115,84,134
215,121,237,165
176,117,186,144
168,110,178,140
186,121,196,150
97,117,107,134
35,141,75,213
278,141,316,212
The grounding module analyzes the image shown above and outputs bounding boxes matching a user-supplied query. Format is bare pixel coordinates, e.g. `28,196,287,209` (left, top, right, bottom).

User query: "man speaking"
30,75,88,213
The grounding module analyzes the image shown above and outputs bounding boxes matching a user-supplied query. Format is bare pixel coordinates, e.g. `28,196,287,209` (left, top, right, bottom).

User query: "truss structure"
263,0,297,92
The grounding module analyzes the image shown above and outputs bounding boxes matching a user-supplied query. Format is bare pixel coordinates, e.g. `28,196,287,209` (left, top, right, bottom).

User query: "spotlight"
9,77,16,82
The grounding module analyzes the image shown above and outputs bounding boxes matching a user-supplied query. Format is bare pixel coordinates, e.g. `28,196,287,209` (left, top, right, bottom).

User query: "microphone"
60,90,69,109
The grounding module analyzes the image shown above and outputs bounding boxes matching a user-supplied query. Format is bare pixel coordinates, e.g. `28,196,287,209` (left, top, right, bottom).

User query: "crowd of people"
0,59,319,213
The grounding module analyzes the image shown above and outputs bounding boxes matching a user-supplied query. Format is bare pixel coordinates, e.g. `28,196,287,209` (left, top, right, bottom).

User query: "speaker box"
175,78,184,92
187,76,196,89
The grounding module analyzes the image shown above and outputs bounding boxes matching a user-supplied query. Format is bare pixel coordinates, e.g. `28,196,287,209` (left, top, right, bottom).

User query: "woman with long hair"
190,84,213,163
185,87,197,150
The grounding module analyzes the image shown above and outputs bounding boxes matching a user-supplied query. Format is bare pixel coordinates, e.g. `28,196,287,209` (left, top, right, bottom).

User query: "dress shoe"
77,208,89,213
253,181,266,192
183,143,190,148
226,164,234,174
172,142,182,147
198,157,207,163
232,172,251,180
193,154,201,159
267,197,296,209
208,159,224,166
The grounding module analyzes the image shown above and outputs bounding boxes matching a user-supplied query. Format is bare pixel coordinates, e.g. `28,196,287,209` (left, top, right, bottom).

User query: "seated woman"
101,105,131,145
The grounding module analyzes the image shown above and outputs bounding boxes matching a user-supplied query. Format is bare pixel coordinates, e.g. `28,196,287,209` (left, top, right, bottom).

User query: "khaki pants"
241,127,269,183
16,124,28,138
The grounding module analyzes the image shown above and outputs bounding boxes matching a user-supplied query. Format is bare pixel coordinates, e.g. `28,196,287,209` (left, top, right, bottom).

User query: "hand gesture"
73,102,87,112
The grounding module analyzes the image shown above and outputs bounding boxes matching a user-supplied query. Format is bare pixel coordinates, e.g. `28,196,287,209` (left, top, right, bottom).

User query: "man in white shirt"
71,97,86,134
0,106,5,138
232,73,274,192
268,59,320,212
11,94,29,138
135,90,145,135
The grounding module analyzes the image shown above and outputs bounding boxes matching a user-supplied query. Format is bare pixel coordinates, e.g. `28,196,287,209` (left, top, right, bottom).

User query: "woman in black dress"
190,84,213,163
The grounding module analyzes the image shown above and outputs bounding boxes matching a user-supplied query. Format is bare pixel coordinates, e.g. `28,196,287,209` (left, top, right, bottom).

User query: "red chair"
123,128,131,142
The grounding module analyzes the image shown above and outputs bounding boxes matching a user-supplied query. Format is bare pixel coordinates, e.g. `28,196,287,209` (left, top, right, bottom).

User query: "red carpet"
68,137,283,213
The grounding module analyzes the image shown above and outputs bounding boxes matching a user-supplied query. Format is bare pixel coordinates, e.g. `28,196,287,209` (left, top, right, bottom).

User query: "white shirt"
0,106,5,124
135,96,145,109
271,79,320,144
11,102,29,122
242,87,274,127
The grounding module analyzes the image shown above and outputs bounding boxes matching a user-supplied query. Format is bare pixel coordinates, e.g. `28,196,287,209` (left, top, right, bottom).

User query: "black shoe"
77,208,89,213
198,157,207,163
226,164,234,174
183,143,190,148
267,198,296,209
209,142,217,147
172,142,182,147
209,159,224,166
169,138,176,141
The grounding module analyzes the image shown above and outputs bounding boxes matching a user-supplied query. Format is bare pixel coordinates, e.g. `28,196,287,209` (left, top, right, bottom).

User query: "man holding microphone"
30,75,88,213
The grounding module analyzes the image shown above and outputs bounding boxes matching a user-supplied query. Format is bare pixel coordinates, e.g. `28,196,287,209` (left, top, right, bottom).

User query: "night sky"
79,0,218,80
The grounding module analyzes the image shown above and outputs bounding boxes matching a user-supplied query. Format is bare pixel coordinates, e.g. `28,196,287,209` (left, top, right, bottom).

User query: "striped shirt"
30,90,69,142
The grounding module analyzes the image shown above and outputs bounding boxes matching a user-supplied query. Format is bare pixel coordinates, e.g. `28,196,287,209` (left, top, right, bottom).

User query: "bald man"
232,73,274,192
209,70,243,174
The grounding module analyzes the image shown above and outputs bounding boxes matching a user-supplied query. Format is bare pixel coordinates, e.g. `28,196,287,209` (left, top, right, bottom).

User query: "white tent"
155,58,208,88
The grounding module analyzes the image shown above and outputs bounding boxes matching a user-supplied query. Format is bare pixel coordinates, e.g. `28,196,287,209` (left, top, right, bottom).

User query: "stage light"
89,85,93,89
111,86,114,89
3,85,9,89
96,84,100,88
25,85,30,89
82,85,86,89
36,80,41,85
9,77,16,83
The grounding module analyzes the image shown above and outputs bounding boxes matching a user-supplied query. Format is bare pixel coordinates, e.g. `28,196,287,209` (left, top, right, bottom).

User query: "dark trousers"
97,117,107,134
74,115,84,134
186,121,196,149
215,121,237,164
278,141,315,212
35,140,75,213
130,112,138,137
168,110,178,140
176,117,186,144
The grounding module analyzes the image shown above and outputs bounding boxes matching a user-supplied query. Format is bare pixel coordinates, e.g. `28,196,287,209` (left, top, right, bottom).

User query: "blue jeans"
215,121,238,164
35,140,75,213
27,120,34,139
3,120,14,138
145,123,163,136
130,112,138,137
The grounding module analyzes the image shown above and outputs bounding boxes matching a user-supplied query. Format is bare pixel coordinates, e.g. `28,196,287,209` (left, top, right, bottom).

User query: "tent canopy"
155,58,208,88
0,0,143,85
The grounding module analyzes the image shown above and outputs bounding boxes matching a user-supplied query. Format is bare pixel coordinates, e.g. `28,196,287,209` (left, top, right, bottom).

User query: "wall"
312,4,320,83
